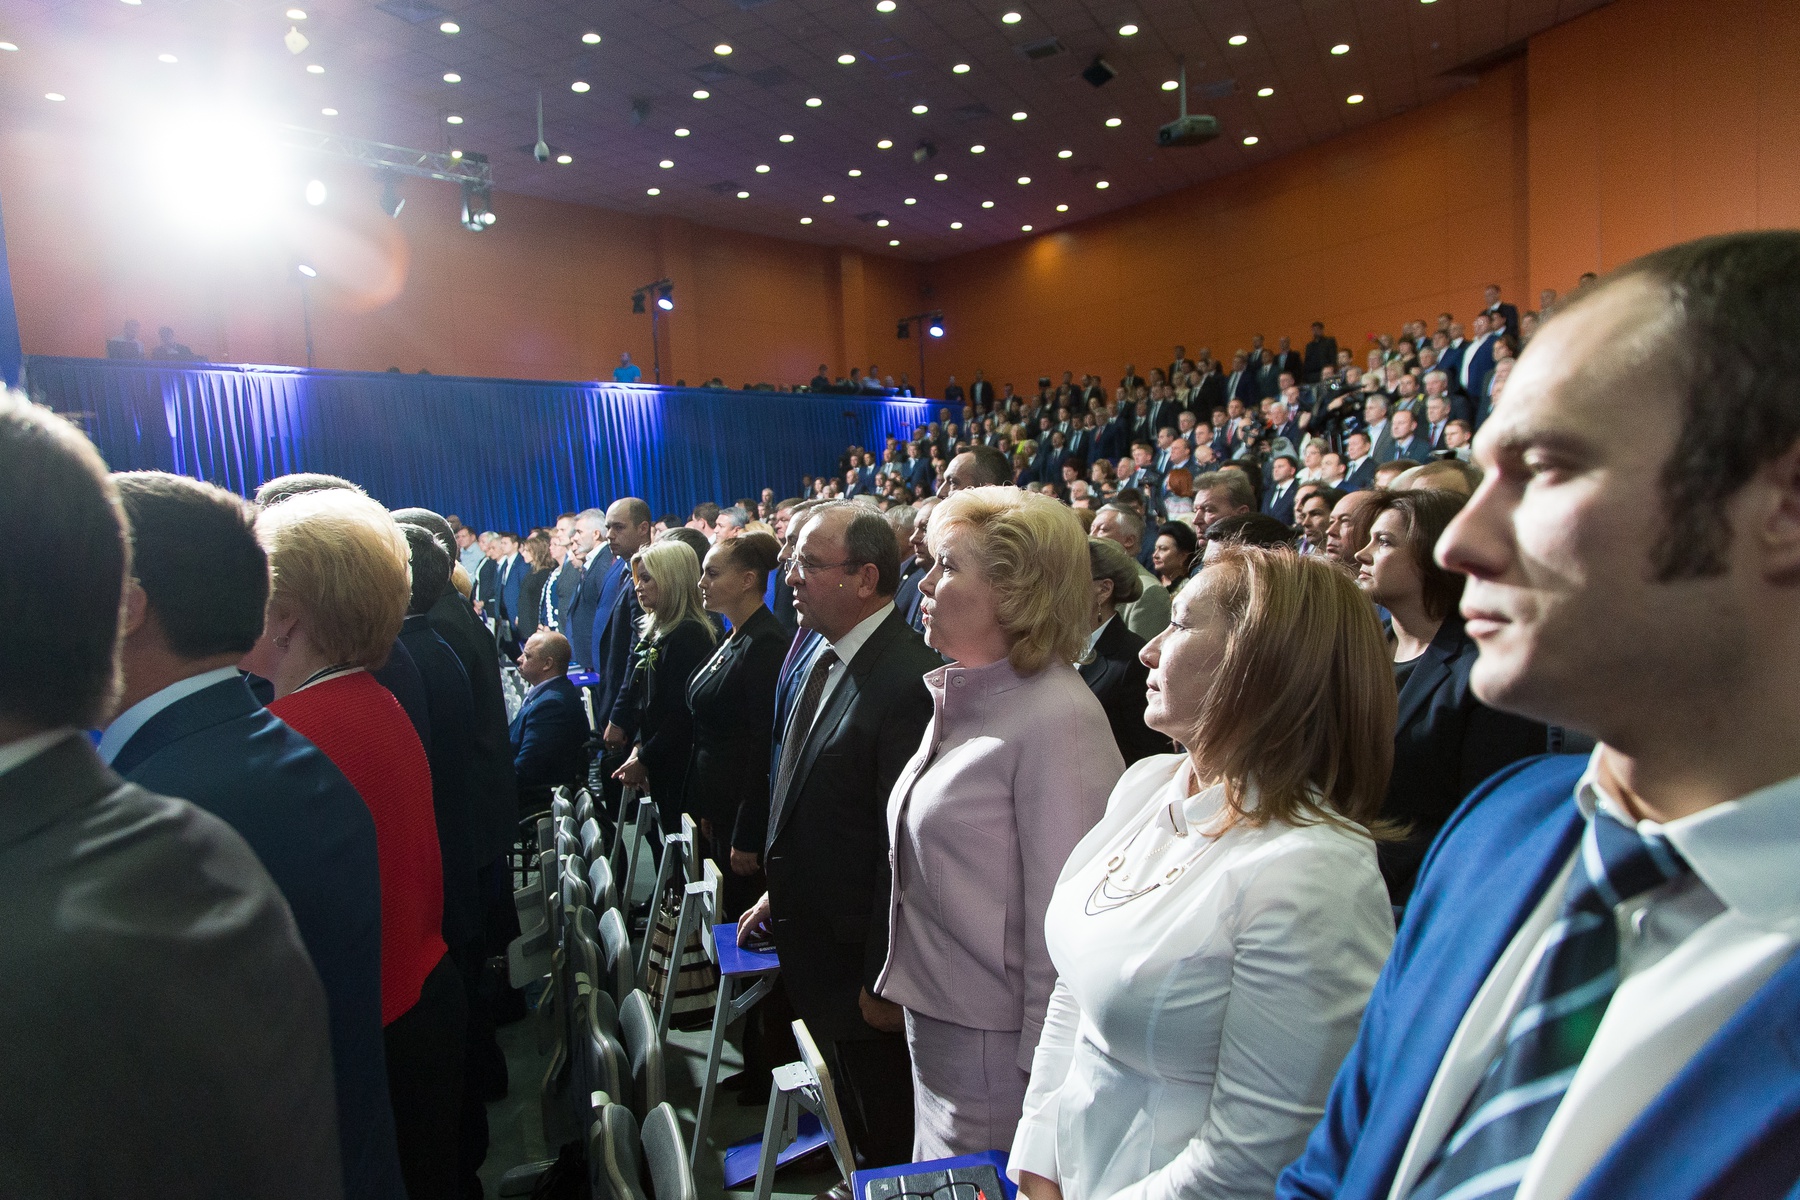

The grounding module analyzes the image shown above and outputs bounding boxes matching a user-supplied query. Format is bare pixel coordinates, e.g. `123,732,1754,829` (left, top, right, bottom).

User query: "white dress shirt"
1459,332,1494,390
1387,750,1800,1200
785,602,894,747
1011,754,1393,1200
97,666,242,766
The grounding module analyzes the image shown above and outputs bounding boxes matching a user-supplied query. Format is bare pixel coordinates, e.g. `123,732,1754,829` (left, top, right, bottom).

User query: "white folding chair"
636,814,695,983
688,860,781,1170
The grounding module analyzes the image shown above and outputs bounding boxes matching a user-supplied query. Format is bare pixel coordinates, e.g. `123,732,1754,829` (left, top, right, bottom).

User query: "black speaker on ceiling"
1082,56,1117,87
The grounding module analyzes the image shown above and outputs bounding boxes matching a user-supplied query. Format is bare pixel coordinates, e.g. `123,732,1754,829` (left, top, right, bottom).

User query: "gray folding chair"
640,1102,698,1200
589,1101,648,1200
636,815,694,983
618,988,667,1117
750,1020,858,1200
619,796,661,924
587,856,620,917
597,905,635,1007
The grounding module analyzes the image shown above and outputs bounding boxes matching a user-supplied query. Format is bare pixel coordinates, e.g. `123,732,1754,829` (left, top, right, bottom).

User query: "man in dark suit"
1273,335,1305,381
1457,313,1499,399
595,498,654,756
511,631,589,811
493,533,528,648
105,471,404,1200
563,508,611,670
968,369,995,410
894,496,937,634
1,398,343,1197
739,503,937,1170
1261,453,1301,525
546,514,584,632
1225,350,1257,405
1281,232,1800,1200
1302,321,1338,383
1341,430,1378,491
1482,282,1520,340
1386,407,1433,463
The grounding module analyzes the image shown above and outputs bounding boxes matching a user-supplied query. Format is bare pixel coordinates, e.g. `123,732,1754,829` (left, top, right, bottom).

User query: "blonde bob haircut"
929,485,1090,675
631,539,717,645
1183,546,1396,834
255,488,410,669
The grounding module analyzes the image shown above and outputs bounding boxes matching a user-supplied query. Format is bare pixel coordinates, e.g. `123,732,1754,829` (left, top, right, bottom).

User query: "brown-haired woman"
516,532,553,644
1011,547,1396,1200
1354,488,1547,902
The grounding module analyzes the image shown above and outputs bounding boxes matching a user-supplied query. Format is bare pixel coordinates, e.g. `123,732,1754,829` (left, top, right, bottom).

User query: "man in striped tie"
1278,231,1800,1200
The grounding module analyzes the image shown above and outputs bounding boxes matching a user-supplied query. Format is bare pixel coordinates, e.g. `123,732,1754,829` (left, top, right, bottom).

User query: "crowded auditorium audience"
4,233,1799,1200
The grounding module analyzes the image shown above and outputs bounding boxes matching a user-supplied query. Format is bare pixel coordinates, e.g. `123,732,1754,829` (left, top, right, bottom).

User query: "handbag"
641,873,719,1031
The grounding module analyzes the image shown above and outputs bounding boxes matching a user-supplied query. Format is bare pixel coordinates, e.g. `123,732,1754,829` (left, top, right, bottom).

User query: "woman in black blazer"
612,540,716,832
1355,488,1547,904
1079,537,1171,765
515,533,553,645
683,532,791,917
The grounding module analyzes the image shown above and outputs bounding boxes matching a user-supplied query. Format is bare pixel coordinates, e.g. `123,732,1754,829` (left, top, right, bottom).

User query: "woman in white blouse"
1011,545,1397,1200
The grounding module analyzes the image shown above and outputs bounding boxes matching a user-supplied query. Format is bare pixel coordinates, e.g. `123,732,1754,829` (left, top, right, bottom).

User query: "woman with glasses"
875,487,1125,1160
1010,548,1395,1200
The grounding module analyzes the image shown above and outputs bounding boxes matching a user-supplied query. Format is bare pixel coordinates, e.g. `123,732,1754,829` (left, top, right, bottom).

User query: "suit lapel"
1394,619,1464,735
111,678,260,777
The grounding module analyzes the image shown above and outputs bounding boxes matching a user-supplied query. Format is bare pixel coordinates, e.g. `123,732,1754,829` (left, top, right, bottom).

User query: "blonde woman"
1011,547,1396,1200
612,540,716,827
876,486,1126,1159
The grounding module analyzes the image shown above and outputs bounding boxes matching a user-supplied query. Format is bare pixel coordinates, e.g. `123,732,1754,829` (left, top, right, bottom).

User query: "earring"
274,635,291,650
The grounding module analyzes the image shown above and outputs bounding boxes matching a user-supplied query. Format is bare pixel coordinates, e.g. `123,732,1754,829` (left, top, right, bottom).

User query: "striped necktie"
1409,808,1690,1200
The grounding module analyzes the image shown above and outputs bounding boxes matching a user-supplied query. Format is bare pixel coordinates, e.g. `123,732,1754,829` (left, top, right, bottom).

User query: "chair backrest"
618,796,662,914
596,906,635,1006
694,860,722,963
589,1102,648,1200
678,813,701,885
639,1103,697,1200
582,990,629,1109
618,989,666,1116
793,1019,858,1188
574,787,596,827
552,786,573,821
587,856,620,917
580,816,605,862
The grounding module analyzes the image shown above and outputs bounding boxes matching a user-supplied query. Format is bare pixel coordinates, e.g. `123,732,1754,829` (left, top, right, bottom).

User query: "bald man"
510,631,588,813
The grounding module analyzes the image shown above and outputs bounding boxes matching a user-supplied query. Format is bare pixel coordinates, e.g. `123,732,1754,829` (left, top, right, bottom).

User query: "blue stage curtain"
0,191,23,388
25,356,931,529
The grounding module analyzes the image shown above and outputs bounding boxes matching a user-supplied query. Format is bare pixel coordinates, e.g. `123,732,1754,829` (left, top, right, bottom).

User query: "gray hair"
885,504,919,542
1097,502,1145,546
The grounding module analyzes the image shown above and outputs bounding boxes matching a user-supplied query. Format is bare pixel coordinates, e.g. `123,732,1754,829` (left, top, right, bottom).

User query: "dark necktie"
1409,808,1691,1200
770,648,839,822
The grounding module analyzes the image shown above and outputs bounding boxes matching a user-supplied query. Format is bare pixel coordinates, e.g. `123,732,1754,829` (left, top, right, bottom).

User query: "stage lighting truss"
631,279,674,313
277,125,494,230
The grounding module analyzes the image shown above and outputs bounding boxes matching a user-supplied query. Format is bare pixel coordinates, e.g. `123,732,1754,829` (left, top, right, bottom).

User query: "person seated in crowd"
149,324,195,360
1326,489,1383,569
1081,536,1169,766
686,531,792,917
1353,488,1547,903
1373,458,1422,489
1282,231,1800,1200
0,397,343,1196
612,540,717,834
939,443,1013,495
511,629,588,812
1297,484,1345,555
1014,547,1396,1200
1395,456,1483,496
1151,520,1199,597
1090,503,1171,640
107,471,404,1200
242,488,465,1200
878,487,1125,1160
1201,512,1299,565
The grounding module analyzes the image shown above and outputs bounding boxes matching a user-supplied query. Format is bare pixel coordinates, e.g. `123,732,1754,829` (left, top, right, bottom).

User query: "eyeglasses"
780,556,865,579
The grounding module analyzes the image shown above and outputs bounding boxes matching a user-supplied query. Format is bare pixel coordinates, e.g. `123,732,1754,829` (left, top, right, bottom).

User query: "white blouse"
1009,754,1394,1200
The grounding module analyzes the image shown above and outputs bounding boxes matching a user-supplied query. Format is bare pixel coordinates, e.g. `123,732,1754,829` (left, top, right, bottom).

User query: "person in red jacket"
242,488,464,1200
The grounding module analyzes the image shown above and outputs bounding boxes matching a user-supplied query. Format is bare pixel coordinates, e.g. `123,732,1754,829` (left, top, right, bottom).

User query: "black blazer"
426,590,520,860
684,607,793,853
1343,456,1378,492
1079,617,1169,766
619,618,715,823
1380,613,1549,903
517,565,551,643
398,613,485,951
763,609,938,1042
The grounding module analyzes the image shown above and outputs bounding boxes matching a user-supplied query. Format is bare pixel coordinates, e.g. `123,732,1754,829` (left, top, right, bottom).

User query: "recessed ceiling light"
911,103,928,114
1347,93,1364,104
970,144,986,154
952,63,970,73
838,53,857,65
779,133,794,142
445,72,462,82
934,172,947,181
571,80,590,92
45,92,66,101
822,194,836,202
693,89,710,99
981,200,995,208
286,8,307,18
674,128,690,137
1021,224,1033,231
557,153,573,164
800,216,813,224
1056,203,1069,212
1057,148,1073,158
876,218,890,226
950,221,963,229
877,0,897,10
1161,79,1177,91
321,107,338,116
806,97,823,107
647,187,660,195
445,114,462,124
1105,116,1122,127
714,43,732,56
306,63,325,74
1095,179,1109,188
736,190,749,198
582,32,601,44
450,148,462,157
1242,135,1259,145
439,20,459,33
1118,23,1139,35
904,197,917,204
1228,34,1248,46
121,0,141,5
848,168,863,177
1331,43,1350,54
159,53,178,63
756,164,771,173
877,139,893,149
1257,86,1274,97
889,239,900,246
1016,175,1031,185
659,159,674,168
1002,11,1022,23
0,42,18,51
1011,110,1027,121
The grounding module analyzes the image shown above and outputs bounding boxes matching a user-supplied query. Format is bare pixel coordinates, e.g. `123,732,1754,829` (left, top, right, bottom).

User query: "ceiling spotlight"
806,96,823,106
1347,93,1364,104
927,318,944,337
321,107,338,116
1011,110,1027,121
304,179,327,205
1243,135,1259,145
1016,175,1031,185
306,63,325,74
971,144,986,154
287,8,307,17
693,89,710,99
657,159,676,170
1118,23,1139,35
911,103,928,114
439,20,459,33
756,163,771,173
1021,224,1033,231
1056,203,1068,212
714,43,732,55
934,172,947,181
1095,179,1109,188
1002,10,1022,22
379,174,405,217
904,197,917,205
556,153,573,163
657,285,674,310
877,0,897,10
952,63,970,73
823,193,836,202
889,239,900,246
646,187,660,195
444,72,462,82
1258,86,1274,97
0,42,18,51
878,138,894,149
297,264,318,277
1057,148,1072,157
674,128,690,137
876,218,890,227
450,148,461,157
1161,79,1178,91
121,0,141,5
571,80,590,92
950,221,963,229
1331,43,1350,54
848,168,862,177
800,216,813,224
45,93,65,101
981,200,994,208
159,53,178,63
446,114,463,124
1228,34,1248,46
779,133,794,142
838,53,856,64
1105,116,1122,127
582,32,601,44
736,190,749,198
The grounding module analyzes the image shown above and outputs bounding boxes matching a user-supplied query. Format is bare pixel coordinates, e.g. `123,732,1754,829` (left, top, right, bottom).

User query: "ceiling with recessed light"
0,0,1608,261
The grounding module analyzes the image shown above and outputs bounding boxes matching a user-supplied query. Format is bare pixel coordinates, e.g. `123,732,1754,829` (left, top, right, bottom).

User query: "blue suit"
564,547,613,670
113,676,404,1200
591,559,645,733
496,553,527,629
510,675,590,812
1278,754,1800,1200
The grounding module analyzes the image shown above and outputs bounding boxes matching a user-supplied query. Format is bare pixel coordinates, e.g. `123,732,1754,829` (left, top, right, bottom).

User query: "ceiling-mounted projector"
1157,61,1219,148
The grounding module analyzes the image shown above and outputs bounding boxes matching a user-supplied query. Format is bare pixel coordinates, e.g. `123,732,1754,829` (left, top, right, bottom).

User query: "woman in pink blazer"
876,487,1126,1160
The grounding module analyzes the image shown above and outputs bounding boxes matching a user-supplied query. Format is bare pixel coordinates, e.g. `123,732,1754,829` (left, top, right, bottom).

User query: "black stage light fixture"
1082,55,1117,87
656,283,674,311
632,291,646,313
897,318,910,339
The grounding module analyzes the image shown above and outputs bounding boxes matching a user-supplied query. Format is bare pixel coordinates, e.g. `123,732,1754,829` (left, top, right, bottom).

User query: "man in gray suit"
0,393,343,1199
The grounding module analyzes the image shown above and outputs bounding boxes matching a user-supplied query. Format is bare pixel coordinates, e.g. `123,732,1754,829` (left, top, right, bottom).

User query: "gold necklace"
1083,794,1224,916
